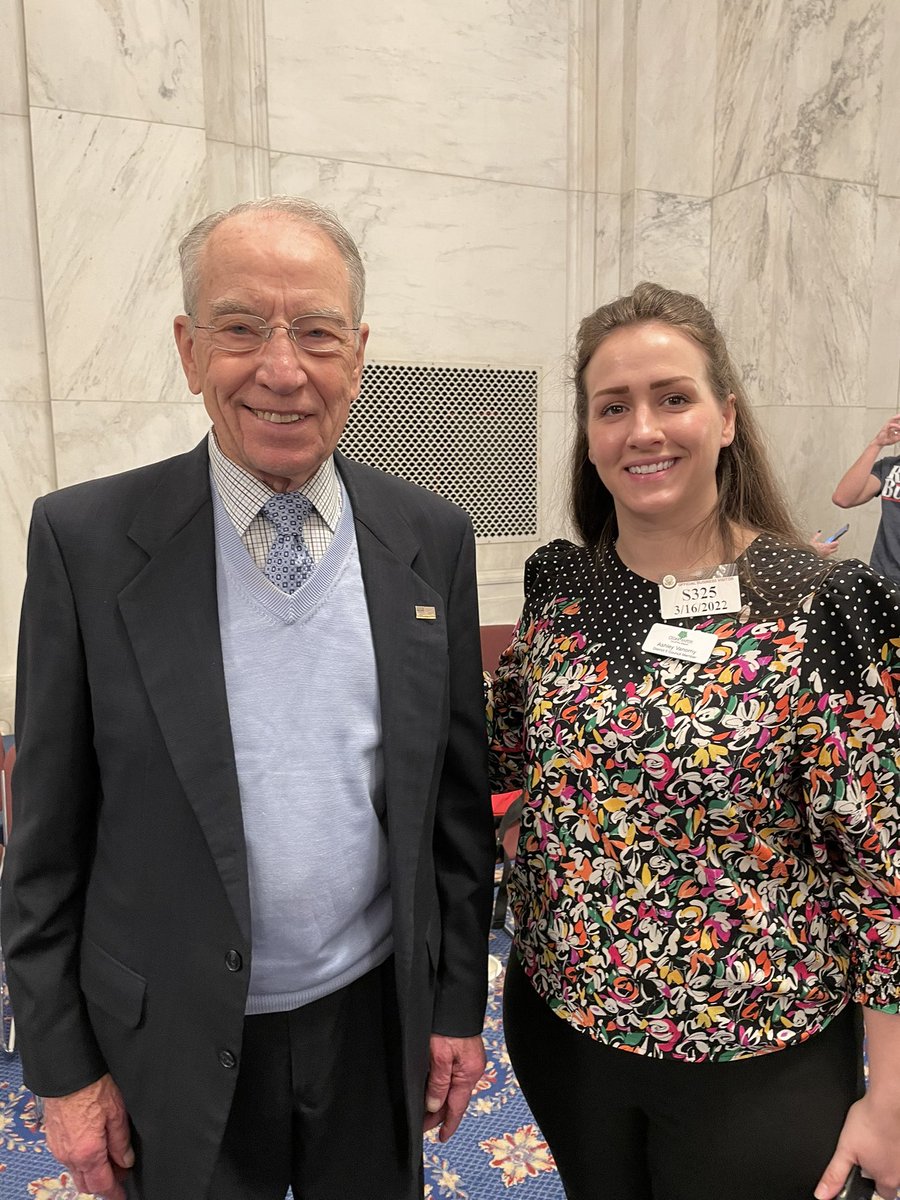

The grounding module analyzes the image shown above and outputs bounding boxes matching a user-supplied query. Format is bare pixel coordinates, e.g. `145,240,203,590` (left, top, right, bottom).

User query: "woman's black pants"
504,950,864,1200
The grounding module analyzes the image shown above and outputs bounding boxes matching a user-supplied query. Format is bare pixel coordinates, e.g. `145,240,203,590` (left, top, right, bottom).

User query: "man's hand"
43,1073,134,1200
814,1094,900,1200
423,1034,485,1141
874,416,900,448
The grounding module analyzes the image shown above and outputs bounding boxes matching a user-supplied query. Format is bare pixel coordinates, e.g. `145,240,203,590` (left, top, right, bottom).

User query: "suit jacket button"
225,950,243,972
219,1049,237,1069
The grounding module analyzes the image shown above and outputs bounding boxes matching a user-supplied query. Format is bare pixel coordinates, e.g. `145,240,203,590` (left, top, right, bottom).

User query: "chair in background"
481,626,523,929
479,624,515,677
1,738,16,1053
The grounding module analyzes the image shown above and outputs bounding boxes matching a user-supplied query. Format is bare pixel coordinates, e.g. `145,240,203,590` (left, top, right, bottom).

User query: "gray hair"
178,195,366,324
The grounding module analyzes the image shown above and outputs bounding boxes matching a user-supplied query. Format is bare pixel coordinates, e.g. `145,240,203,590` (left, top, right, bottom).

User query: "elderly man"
2,196,495,1199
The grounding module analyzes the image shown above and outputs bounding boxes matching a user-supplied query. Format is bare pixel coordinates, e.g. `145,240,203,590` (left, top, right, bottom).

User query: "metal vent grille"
341,362,539,540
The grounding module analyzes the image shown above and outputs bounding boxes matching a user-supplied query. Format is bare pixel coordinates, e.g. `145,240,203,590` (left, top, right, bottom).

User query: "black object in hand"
837,1165,876,1200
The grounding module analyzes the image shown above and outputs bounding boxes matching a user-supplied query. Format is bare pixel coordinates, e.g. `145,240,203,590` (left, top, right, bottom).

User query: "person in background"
832,415,900,582
1,196,495,1200
809,529,841,558
488,282,900,1200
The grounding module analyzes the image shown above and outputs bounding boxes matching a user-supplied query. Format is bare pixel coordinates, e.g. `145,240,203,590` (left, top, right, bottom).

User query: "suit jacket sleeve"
430,518,495,1037
1,499,109,1096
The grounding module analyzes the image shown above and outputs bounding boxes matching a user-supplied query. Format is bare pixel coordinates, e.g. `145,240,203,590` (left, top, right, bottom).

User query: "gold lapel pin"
415,605,437,620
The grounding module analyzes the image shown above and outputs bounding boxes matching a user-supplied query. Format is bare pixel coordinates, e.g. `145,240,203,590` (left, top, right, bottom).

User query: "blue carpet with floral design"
0,929,564,1199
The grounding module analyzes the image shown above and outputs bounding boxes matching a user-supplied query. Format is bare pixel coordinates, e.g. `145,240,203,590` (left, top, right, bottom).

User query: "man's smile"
249,408,306,424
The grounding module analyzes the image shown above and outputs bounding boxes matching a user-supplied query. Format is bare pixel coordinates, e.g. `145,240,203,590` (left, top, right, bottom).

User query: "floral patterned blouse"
489,536,900,1062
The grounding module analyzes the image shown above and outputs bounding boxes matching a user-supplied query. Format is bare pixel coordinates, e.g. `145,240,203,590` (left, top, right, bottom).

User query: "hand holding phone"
825,523,850,544
836,1165,875,1200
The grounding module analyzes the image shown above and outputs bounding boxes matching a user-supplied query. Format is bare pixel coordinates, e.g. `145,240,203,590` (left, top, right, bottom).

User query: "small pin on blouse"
661,574,677,589
415,605,437,620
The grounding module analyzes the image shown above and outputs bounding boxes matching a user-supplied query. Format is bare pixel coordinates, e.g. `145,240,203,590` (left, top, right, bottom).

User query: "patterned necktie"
262,492,315,593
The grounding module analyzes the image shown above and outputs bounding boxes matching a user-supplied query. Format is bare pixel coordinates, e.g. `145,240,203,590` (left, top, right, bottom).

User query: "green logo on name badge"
678,630,688,640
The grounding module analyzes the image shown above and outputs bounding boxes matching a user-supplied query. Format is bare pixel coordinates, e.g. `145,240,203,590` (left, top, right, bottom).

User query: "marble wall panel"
621,191,711,300
476,566,527,626
757,403,876,563
715,0,787,194
633,0,716,197
24,0,204,126
205,140,270,211
51,399,211,489
877,1,900,197
199,0,266,145
565,191,603,355
31,109,207,404
0,0,27,115
265,0,569,188
866,196,900,412
270,152,569,369
620,0,638,193
568,0,599,194
596,0,625,194
780,0,883,186
773,175,875,408
1,115,47,405
539,405,574,541
0,400,56,731
618,188,637,298
595,191,622,306
711,176,779,408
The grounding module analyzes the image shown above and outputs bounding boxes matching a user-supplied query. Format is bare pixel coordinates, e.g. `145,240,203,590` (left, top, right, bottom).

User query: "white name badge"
642,622,718,663
659,573,742,620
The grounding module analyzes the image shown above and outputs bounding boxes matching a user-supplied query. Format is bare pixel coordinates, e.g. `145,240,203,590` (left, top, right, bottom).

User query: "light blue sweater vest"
212,479,392,1015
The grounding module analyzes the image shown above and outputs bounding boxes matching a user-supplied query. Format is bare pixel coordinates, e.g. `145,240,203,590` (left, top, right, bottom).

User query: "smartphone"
825,523,850,543
837,1165,875,1200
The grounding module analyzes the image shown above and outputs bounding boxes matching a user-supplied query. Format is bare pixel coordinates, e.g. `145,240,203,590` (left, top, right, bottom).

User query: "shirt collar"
207,430,342,537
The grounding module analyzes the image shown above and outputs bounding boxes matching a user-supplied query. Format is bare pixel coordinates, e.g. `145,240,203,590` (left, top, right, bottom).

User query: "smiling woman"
488,282,900,1200
569,281,800,573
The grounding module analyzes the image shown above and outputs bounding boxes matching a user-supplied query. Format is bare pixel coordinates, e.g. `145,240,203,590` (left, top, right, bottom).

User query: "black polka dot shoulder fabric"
489,535,900,1062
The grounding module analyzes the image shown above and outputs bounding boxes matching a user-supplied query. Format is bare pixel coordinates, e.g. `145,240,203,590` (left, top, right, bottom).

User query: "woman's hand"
809,531,840,558
815,1093,900,1199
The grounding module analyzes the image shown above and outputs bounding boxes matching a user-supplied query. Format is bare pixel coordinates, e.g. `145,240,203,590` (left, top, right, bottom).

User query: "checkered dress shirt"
207,431,341,568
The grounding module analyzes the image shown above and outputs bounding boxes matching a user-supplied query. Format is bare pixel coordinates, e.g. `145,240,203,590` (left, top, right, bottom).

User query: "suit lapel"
117,443,250,943
337,456,449,904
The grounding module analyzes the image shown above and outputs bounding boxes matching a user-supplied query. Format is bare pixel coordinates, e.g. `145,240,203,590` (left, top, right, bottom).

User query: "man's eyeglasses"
192,314,360,356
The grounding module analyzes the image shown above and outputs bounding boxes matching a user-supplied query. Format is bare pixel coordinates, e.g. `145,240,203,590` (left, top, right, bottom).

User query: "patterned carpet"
0,929,564,1199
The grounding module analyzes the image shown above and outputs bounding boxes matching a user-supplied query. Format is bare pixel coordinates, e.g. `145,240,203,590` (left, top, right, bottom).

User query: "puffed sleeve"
797,560,900,1011
487,539,574,793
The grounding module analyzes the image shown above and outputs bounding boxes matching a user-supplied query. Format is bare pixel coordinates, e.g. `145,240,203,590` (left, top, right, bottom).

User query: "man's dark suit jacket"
1,440,495,1198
